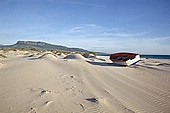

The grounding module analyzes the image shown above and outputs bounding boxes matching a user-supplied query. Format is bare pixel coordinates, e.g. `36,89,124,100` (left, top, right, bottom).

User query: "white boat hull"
126,55,140,66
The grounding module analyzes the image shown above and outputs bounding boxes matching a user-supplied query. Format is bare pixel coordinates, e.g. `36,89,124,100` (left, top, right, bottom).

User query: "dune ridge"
0,50,170,113
38,52,58,59
0,54,7,59
64,54,87,61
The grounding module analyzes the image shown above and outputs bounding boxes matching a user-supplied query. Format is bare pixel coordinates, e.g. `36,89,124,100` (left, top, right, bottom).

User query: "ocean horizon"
97,53,170,59
140,55,170,59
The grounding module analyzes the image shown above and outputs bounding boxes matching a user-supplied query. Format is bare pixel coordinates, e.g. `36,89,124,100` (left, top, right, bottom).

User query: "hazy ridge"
0,41,88,52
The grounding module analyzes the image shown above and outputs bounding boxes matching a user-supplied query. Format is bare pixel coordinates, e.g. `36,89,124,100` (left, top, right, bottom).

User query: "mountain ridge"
0,41,89,52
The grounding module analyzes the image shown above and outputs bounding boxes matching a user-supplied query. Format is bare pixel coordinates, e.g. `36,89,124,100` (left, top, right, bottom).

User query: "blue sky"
0,0,170,54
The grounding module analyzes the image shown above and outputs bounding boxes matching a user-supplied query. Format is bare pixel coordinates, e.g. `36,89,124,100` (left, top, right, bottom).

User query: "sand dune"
0,54,7,59
0,62,3,67
64,54,86,60
38,52,58,60
0,53,7,68
0,51,170,113
56,53,66,59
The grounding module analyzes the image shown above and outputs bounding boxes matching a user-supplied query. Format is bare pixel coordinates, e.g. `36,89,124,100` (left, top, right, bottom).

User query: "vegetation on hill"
0,41,108,55
0,41,88,53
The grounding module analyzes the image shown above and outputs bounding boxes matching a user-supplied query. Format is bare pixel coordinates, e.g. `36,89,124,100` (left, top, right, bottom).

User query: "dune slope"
0,53,170,113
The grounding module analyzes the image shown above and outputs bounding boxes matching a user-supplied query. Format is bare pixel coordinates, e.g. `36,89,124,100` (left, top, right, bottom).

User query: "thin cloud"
152,36,170,41
66,1,106,7
65,24,117,33
54,24,170,54
48,0,106,7
61,24,148,39
69,26,85,33
112,32,148,38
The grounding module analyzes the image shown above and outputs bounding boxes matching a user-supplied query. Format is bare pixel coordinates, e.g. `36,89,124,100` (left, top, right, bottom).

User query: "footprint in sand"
39,88,52,97
86,97,99,104
29,107,37,113
45,101,53,106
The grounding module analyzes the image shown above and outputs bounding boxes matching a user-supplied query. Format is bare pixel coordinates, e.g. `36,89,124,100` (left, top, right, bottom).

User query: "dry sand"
0,50,170,113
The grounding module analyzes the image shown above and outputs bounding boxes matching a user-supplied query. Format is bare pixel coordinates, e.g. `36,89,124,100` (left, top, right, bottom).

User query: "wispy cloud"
60,24,147,39
112,32,148,38
152,36,170,41
51,24,170,54
48,0,106,7
64,1,106,7
1,21,169,54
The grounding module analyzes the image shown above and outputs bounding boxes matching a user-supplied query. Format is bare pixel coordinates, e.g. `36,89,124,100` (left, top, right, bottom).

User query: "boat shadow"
86,61,125,67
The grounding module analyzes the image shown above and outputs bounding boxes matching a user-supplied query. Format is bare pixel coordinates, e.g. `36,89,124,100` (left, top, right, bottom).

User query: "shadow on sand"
86,61,125,67
28,57,39,60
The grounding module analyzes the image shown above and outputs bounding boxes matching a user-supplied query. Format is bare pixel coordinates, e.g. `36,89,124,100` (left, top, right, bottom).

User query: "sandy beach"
0,50,170,113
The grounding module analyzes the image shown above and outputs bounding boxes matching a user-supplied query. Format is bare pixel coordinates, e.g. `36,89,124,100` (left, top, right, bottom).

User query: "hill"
0,41,88,52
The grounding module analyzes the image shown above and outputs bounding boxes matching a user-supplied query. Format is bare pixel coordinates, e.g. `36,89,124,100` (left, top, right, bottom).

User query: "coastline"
97,53,170,59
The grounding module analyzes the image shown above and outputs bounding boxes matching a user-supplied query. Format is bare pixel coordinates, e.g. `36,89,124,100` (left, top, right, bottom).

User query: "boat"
109,52,140,66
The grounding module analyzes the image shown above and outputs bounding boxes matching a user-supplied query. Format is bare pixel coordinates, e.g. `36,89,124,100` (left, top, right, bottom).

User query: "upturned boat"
110,52,140,66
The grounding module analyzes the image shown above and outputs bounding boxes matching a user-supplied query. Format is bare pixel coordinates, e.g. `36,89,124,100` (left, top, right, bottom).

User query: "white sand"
38,52,58,60
0,51,170,113
64,54,87,61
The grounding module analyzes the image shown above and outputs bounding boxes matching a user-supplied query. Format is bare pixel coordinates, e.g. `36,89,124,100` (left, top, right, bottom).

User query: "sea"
97,53,170,59
140,55,170,59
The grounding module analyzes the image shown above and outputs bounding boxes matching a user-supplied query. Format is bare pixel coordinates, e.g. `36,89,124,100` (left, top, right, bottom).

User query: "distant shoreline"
141,55,170,59
97,53,170,59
